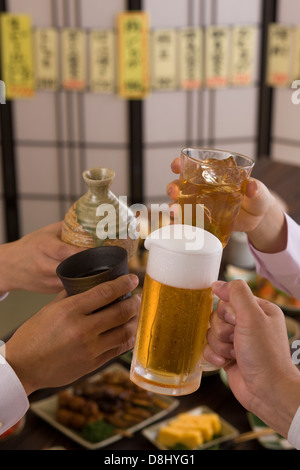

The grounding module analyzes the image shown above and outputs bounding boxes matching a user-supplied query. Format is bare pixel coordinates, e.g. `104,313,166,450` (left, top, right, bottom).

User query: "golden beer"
134,274,213,388
179,150,254,247
130,224,223,396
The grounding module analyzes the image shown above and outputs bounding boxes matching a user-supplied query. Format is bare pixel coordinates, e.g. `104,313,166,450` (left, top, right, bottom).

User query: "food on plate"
250,276,300,308
81,420,115,443
157,412,221,449
159,427,203,449
56,368,170,443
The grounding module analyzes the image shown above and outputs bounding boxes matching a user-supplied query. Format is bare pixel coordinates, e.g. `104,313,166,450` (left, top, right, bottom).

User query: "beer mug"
130,224,223,396
179,148,254,247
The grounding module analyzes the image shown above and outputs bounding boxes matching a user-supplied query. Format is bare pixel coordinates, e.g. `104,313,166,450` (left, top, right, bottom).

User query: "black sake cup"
56,246,130,301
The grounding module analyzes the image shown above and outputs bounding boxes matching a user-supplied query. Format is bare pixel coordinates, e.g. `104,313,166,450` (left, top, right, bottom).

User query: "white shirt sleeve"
249,213,300,300
0,356,29,435
288,406,300,450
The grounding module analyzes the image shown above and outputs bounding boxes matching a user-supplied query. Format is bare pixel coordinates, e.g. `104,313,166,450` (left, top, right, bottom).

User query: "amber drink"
130,225,223,396
179,148,254,247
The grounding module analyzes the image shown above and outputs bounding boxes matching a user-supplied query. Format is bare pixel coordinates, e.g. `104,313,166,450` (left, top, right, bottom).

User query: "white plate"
142,405,239,450
30,363,179,450
247,413,294,450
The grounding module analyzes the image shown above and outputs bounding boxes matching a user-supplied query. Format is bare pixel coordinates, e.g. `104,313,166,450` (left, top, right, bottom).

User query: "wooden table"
0,157,299,451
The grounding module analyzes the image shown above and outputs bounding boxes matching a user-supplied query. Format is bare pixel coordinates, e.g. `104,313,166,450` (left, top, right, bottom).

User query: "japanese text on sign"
35,28,59,91
267,24,294,87
206,26,230,89
0,13,35,99
179,28,203,90
231,26,256,86
293,27,300,82
117,12,150,99
90,30,116,94
152,29,177,91
62,29,86,91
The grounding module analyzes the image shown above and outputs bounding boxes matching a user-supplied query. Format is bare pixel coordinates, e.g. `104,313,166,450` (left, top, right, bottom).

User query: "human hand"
0,222,85,294
203,280,300,438
5,274,140,395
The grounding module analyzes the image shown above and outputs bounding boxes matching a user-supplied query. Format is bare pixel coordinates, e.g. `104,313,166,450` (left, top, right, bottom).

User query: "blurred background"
0,0,300,335
0,0,300,242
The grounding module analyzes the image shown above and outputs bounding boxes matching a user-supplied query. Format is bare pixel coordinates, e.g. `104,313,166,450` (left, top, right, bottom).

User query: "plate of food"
30,363,179,450
224,266,300,314
249,276,300,313
142,406,239,450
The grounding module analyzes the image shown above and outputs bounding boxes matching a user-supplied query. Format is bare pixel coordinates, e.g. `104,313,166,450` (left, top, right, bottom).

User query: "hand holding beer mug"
179,148,255,247
130,225,223,396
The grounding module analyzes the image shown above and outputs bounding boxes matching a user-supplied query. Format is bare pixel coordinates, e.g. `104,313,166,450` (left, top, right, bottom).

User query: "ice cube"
202,156,243,186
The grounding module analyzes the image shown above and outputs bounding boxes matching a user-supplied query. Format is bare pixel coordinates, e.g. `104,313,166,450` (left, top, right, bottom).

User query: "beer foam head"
145,225,223,289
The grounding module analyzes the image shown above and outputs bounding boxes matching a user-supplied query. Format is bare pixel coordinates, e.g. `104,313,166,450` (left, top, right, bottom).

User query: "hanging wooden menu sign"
179,27,203,90
231,26,256,86
34,28,59,91
0,13,35,99
267,24,294,87
90,30,115,93
151,29,177,91
117,12,150,99
206,26,230,89
62,29,86,91
293,27,300,82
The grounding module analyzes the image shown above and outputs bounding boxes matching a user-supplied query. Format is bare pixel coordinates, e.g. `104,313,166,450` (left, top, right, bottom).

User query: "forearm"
247,197,287,254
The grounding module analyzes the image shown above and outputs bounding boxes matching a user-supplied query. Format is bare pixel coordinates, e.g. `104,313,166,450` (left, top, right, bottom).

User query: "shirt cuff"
0,356,29,435
248,213,300,298
288,406,300,450
249,213,300,275
0,292,9,302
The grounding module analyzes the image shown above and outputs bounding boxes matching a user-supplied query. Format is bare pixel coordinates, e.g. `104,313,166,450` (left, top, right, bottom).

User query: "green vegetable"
274,288,289,297
170,443,190,450
82,420,115,443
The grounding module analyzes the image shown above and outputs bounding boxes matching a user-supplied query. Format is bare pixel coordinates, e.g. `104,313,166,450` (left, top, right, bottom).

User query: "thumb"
212,279,265,327
243,178,272,217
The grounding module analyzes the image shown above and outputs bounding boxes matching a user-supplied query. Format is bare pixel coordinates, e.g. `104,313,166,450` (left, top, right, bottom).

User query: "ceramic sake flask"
61,167,139,260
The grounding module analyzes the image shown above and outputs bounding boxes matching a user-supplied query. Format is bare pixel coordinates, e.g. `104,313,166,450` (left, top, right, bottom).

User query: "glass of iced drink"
179,148,255,247
130,224,223,396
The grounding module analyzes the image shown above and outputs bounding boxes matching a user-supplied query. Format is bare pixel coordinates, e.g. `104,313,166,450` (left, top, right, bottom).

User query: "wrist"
5,341,36,396
0,243,17,293
247,198,287,254
253,369,300,438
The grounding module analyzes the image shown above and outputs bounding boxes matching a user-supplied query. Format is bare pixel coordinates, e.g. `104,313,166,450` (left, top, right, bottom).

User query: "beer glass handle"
200,359,231,372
